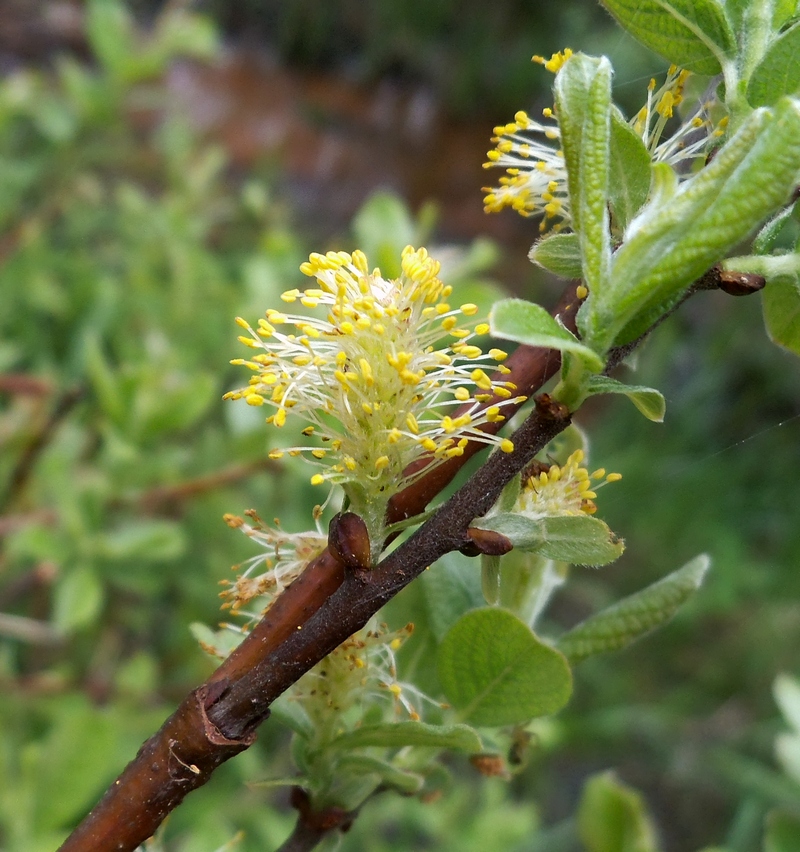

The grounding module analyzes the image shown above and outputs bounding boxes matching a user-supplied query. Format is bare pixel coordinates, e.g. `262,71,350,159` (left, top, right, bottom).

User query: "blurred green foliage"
2,2,800,851
0,3,307,848
200,0,616,117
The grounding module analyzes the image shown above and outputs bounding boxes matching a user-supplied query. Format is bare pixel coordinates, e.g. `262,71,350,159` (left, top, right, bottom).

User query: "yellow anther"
485,407,505,423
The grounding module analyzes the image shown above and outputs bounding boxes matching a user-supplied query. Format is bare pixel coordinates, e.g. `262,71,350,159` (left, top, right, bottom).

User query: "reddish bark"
57,284,580,851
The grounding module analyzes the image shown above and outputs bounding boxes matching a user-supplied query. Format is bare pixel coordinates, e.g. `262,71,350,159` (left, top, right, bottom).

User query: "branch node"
462,527,514,557
534,393,570,422
328,512,372,571
290,786,354,833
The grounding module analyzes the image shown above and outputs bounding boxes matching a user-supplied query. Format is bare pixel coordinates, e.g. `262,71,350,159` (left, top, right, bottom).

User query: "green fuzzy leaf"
438,608,572,726
591,98,800,352
421,552,485,642
578,771,660,852
752,203,798,254
330,721,482,753
497,475,521,513
748,22,800,106
529,232,583,279
474,513,624,566
584,374,666,422
599,0,735,75
763,273,800,356
490,298,604,372
481,553,502,605
248,776,310,790
579,59,613,297
765,809,800,852
608,109,652,231
334,754,424,795
557,554,710,664
554,54,613,297
266,696,314,739
553,53,598,235
611,288,687,348
725,0,798,34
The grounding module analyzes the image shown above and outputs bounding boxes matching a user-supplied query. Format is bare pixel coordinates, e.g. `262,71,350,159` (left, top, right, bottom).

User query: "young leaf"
752,203,798,255
330,721,482,753
763,273,800,356
499,555,568,629
599,0,735,75
334,754,424,796
726,0,798,35
557,554,710,664
592,98,800,352
490,298,604,372
481,553,502,605
577,771,660,852
529,232,583,279
268,696,314,739
554,54,613,297
608,109,652,231
747,24,800,107
554,53,599,235
421,552,485,642
497,474,521,513
747,21,800,107
437,608,572,726
584,374,666,422
474,513,624,566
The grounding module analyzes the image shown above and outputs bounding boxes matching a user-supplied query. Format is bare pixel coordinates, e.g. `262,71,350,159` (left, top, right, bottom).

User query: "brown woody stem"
58,285,581,851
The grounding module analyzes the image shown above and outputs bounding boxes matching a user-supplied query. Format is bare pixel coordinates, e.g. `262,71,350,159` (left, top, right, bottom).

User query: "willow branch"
57,263,749,850
57,283,580,852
